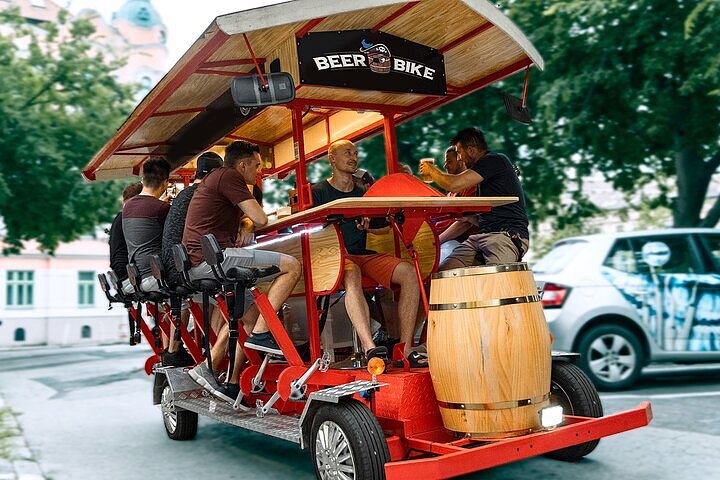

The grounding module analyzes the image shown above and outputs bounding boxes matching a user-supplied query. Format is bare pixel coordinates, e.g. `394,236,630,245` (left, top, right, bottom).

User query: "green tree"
360,0,720,229
0,8,136,252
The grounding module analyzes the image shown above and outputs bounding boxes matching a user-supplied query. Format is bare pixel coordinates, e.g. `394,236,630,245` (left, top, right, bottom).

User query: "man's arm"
420,162,484,192
439,220,473,244
238,199,268,228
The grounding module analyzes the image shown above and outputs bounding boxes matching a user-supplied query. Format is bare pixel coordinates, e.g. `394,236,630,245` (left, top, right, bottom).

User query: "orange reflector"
549,332,554,344
367,357,385,376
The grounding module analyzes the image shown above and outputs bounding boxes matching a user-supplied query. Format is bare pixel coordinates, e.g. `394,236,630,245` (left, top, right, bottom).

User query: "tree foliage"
0,8,136,252
358,0,720,230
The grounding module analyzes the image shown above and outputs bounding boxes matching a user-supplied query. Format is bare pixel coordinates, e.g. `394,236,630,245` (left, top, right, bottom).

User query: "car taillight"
541,283,570,308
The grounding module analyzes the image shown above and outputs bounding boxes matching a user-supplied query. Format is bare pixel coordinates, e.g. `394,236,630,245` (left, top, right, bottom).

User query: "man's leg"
480,234,527,264
439,240,479,271
341,262,375,353
229,253,301,383
249,254,302,334
168,308,191,353
391,262,421,359
210,305,229,372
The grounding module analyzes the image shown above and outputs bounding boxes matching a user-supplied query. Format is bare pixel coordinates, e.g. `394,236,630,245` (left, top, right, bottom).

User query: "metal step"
159,366,301,444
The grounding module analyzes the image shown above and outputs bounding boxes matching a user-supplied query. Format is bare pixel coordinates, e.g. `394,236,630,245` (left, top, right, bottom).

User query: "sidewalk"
0,395,45,480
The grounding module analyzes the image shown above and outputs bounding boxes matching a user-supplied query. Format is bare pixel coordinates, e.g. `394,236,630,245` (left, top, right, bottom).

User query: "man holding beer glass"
419,127,529,270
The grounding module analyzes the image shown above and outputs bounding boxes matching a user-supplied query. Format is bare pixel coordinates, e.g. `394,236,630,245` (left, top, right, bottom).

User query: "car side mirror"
231,72,295,107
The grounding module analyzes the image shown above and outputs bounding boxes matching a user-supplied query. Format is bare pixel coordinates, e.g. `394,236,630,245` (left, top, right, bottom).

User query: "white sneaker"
188,363,220,392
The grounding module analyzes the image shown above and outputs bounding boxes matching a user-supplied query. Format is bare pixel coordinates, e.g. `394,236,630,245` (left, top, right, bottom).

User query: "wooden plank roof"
83,0,543,181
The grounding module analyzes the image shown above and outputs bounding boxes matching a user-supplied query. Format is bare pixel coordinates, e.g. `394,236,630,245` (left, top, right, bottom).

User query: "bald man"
311,140,424,367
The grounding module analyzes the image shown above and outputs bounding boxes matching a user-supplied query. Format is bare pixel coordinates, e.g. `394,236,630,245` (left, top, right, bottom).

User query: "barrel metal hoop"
437,393,550,411
450,427,536,439
432,263,529,279
429,295,541,311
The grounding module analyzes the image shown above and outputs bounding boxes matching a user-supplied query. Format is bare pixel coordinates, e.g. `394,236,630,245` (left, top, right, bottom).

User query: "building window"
7,271,34,307
78,271,95,307
14,328,25,342
81,325,92,339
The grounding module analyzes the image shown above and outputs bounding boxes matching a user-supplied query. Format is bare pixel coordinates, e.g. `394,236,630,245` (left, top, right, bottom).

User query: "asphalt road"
0,345,718,480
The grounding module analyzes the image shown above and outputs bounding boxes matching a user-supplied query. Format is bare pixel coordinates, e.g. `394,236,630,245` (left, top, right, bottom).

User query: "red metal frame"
296,17,327,38
195,69,254,77
200,58,266,68
243,33,267,89
438,21,494,54
383,114,400,174
372,2,420,32
82,29,230,180
150,107,206,117
384,403,653,479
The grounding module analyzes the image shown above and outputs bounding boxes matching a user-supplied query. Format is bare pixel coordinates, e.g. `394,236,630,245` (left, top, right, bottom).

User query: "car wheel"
160,381,198,440
545,361,603,461
577,324,644,391
311,399,390,479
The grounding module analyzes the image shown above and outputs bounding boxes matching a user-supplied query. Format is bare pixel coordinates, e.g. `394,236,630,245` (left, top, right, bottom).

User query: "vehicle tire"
310,399,390,480
160,380,198,441
576,324,644,391
545,361,603,461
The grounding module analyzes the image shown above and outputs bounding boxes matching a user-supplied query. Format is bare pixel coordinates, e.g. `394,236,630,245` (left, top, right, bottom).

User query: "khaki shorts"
189,247,282,306
442,232,529,268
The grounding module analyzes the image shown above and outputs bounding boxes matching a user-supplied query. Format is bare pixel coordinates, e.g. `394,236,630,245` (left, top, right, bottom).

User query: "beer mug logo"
360,39,391,74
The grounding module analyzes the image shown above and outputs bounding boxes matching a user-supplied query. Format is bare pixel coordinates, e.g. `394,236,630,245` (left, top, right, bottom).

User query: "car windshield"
533,240,588,274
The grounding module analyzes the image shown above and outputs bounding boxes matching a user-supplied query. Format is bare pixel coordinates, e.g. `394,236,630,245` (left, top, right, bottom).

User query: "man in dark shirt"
109,182,142,282
419,127,530,270
437,146,480,246
183,141,300,401
121,157,171,293
312,140,421,365
162,152,223,285
160,152,223,367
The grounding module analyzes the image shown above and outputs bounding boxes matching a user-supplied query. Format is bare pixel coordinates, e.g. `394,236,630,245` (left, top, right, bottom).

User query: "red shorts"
345,253,403,289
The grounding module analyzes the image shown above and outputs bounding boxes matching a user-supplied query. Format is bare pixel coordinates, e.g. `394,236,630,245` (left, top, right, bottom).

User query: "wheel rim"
587,333,637,383
315,420,356,480
161,385,177,434
550,380,574,417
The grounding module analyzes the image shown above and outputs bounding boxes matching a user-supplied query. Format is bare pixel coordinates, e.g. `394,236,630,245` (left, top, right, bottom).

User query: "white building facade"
0,239,128,347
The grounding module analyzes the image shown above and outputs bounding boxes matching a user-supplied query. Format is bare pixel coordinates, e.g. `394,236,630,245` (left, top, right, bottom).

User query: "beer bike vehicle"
89,1,652,478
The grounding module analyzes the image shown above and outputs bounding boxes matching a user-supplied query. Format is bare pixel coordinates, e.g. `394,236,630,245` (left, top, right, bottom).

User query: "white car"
534,228,720,390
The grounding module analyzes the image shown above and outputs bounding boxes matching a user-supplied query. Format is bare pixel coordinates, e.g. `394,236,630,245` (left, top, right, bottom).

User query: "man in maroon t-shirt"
121,157,171,294
183,141,300,401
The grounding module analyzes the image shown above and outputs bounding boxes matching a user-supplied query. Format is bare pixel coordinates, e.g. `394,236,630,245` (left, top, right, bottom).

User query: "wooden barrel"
427,263,551,438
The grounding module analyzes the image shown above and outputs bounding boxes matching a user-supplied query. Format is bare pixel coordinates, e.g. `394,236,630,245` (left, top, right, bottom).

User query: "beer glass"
420,158,435,183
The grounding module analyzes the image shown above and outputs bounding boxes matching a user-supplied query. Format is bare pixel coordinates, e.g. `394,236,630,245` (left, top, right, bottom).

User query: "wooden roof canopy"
82,0,543,182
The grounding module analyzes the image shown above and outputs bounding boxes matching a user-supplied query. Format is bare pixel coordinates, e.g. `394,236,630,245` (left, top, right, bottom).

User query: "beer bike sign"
297,29,447,95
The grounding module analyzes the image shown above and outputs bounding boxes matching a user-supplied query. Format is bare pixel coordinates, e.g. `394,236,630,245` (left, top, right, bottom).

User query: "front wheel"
545,361,603,461
160,382,198,440
576,324,644,391
311,399,390,480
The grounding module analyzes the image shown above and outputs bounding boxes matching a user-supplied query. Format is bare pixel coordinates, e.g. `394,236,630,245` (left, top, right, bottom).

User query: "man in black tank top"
419,127,530,270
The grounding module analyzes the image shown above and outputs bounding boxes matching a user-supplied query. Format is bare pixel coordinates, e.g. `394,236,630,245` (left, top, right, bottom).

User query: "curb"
0,396,46,480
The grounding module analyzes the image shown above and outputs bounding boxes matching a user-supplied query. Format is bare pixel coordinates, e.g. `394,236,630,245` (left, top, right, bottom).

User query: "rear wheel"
576,324,644,391
160,382,198,440
545,361,603,461
311,399,390,480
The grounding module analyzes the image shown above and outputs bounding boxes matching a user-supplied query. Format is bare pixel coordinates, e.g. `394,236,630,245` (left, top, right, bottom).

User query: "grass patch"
0,406,17,460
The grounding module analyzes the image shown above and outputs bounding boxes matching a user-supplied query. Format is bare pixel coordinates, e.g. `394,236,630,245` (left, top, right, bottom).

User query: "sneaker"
188,363,220,392
162,347,195,367
213,382,241,403
244,331,283,356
